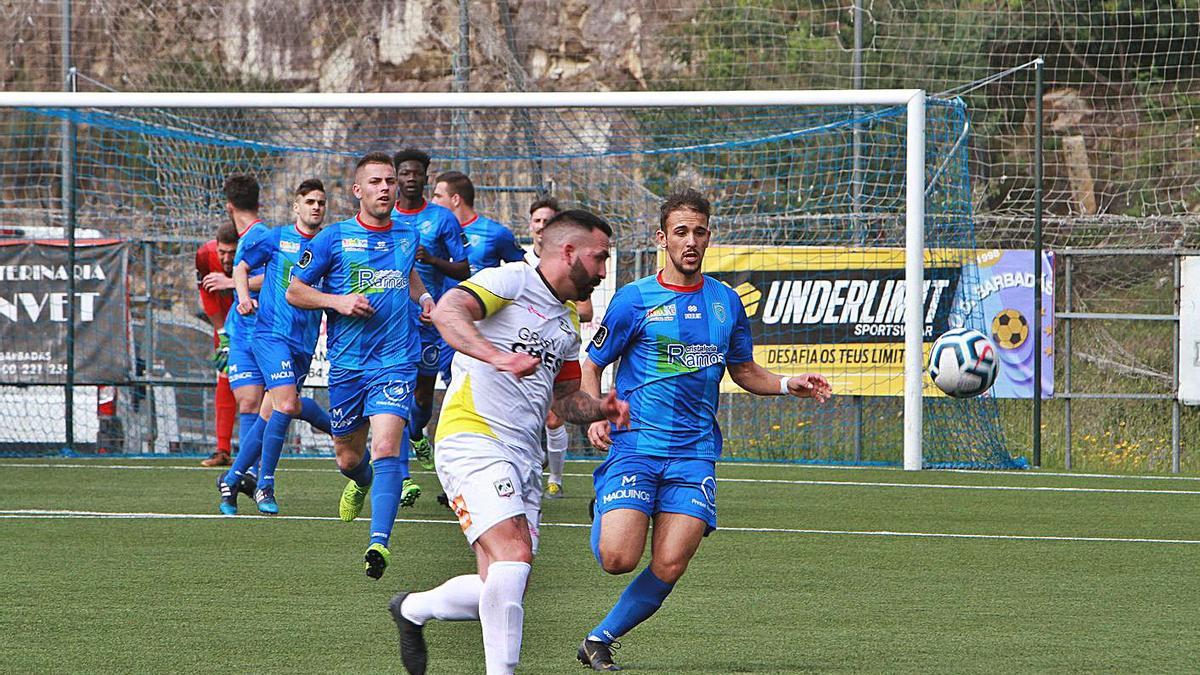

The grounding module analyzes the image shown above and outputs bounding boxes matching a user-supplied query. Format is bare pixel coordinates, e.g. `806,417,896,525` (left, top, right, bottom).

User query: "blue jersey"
292,214,422,372
239,223,323,355
226,219,269,342
587,272,754,460
393,201,468,299
462,214,525,274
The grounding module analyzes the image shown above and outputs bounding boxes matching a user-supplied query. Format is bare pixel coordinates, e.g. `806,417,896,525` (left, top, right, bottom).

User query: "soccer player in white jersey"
525,197,592,498
388,209,630,675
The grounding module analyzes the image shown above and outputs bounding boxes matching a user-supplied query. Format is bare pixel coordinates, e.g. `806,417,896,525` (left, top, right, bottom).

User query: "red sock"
215,375,235,453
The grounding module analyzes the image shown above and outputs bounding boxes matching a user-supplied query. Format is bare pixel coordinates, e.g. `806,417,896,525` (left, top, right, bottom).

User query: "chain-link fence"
3,0,1199,471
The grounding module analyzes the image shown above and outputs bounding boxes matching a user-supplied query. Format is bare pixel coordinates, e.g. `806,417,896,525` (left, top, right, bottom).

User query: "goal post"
0,89,1020,470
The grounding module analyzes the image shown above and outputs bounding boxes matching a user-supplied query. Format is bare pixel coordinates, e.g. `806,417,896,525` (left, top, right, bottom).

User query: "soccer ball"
928,328,999,398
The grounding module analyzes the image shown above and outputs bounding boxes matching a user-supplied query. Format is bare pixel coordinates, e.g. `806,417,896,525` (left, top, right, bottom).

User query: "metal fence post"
1063,253,1072,470
61,0,76,454
1032,57,1044,467
1173,246,1181,473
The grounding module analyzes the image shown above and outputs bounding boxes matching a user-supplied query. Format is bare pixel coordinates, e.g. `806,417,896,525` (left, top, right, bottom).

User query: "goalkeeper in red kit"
195,221,239,467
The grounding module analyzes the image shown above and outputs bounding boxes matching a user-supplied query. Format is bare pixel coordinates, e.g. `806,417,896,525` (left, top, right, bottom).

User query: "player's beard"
569,257,601,301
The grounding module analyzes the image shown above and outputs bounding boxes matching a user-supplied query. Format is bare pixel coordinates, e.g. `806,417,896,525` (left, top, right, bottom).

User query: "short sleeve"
443,214,468,262
586,285,639,369
498,227,525,263
293,226,334,286
455,264,524,317
555,359,581,383
726,289,754,364
240,228,276,270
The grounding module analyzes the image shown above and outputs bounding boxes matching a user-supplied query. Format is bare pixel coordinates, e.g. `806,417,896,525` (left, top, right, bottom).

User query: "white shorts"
435,432,543,551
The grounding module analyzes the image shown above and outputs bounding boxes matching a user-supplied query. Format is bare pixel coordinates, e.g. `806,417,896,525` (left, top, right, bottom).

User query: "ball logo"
297,250,313,269
991,308,1029,349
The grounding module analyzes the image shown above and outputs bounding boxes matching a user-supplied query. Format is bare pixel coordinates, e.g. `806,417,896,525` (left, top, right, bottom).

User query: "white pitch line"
1,509,1197,545
4,462,1200,496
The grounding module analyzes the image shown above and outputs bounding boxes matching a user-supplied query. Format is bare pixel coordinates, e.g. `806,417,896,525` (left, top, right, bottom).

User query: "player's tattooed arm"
551,377,630,427
727,361,833,401
581,359,613,450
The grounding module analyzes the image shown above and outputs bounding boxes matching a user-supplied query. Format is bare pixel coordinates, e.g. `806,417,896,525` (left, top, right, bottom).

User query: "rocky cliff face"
4,0,693,93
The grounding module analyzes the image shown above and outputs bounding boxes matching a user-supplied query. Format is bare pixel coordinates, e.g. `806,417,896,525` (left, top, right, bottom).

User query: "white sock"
546,425,568,484
480,561,531,675
401,574,484,625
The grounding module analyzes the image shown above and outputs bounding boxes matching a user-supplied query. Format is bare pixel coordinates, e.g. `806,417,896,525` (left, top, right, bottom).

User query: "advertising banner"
693,246,1052,397
0,239,130,384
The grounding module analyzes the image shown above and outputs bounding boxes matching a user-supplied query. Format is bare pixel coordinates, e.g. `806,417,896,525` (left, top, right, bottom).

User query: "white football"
928,328,999,398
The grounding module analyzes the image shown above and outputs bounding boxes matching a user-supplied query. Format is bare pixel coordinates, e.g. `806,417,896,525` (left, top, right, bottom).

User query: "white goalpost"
3,89,930,469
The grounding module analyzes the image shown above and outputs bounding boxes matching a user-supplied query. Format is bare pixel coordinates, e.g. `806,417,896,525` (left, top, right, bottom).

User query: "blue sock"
257,410,292,490
224,415,266,486
298,397,331,434
368,456,404,547
410,401,432,441
340,450,373,488
589,567,675,644
398,429,412,480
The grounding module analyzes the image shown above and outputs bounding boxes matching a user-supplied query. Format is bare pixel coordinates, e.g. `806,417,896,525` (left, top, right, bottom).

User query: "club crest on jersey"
280,240,301,254
493,478,515,498
591,325,609,349
713,302,727,324
646,304,677,323
342,237,368,251
398,237,414,254
297,250,313,268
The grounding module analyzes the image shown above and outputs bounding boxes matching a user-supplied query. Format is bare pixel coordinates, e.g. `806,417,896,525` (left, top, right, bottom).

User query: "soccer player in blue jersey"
575,189,832,670
432,171,525,275
215,179,334,515
213,175,268,503
393,149,470,476
286,152,437,579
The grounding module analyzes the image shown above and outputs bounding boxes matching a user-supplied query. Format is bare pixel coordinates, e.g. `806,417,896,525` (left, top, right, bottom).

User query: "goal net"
0,91,1022,468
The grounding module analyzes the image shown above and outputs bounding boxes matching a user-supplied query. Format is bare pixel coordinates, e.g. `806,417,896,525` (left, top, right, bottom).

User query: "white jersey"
436,262,581,467
523,247,539,266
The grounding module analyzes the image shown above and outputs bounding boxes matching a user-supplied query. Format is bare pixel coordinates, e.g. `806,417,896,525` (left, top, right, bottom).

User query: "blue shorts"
417,323,454,382
591,453,718,535
254,335,313,392
226,335,263,390
327,366,417,437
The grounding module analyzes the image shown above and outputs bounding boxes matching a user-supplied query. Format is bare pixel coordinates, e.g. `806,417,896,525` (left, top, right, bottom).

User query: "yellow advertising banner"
658,246,964,396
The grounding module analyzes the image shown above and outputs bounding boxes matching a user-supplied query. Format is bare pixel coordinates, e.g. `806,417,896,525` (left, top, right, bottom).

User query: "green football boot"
364,542,390,580
411,436,435,471
340,480,369,522
399,478,422,508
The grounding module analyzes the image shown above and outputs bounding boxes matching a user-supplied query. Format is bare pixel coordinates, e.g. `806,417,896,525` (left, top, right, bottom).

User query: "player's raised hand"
491,352,541,378
334,293,375,318
601,390,630,429
587,420,612,451
787,373,832,402
414,244,429,263
236,296,258,316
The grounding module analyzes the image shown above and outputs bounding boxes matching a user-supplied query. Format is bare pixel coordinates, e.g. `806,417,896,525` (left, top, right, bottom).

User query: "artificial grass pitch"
2,458,1199,673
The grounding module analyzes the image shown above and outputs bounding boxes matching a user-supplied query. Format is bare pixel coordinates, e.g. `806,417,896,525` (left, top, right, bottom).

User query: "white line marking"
1,509,1195,545
3,463,1198,496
